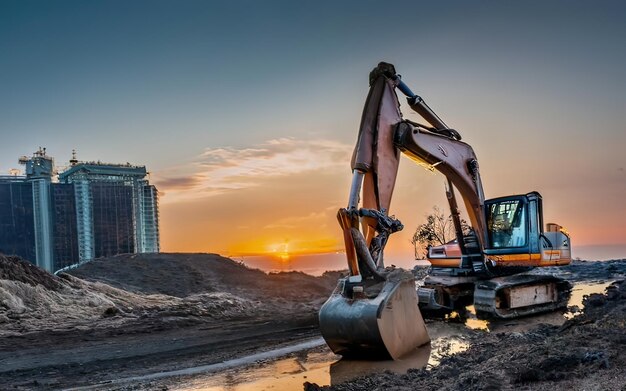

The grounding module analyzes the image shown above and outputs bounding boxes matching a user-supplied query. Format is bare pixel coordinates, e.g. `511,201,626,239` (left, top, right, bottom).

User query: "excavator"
319,62,572,359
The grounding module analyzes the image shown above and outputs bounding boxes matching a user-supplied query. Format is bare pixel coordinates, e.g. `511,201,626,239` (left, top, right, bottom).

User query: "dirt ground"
0,254,625,390
0,253,340,390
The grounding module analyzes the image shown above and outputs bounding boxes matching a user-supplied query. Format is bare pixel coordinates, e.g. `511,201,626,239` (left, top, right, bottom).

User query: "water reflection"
178,351,333,391
329,344,431,385
566,280,614,318
454,280,614,332
174,336,466,390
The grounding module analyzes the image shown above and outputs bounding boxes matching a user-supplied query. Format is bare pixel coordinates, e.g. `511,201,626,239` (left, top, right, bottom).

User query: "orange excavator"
319,62,572,359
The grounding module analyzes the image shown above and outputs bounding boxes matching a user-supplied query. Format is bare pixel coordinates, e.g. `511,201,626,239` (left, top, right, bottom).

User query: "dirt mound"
0,254,272,336
306,279,626,391
0,253,341,337
0,255,62,291
68,253,340,301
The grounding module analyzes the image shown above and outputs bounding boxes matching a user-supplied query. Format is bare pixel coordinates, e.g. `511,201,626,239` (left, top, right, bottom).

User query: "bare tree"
411,206,470,259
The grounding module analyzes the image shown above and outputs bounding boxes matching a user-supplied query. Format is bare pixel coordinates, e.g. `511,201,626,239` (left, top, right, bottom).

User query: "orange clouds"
154,137,352,203
157,137,355,257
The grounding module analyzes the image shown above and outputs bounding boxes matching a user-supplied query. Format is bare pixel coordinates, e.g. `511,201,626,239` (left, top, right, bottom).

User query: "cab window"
487,199,527,248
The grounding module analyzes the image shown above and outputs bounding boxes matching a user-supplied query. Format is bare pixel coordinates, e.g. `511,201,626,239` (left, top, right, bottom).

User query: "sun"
272,240,290,263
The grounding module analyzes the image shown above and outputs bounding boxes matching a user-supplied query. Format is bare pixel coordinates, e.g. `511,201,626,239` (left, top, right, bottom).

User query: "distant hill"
67,252,341,301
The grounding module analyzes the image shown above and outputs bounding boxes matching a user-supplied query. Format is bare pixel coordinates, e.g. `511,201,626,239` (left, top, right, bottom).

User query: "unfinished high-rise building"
0,148,159,272
0,176,37,265
59,161,160,263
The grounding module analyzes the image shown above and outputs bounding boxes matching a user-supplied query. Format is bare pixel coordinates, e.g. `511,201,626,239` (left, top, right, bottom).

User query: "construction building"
59,161,160,263
0,148,159,272
0,176,37,264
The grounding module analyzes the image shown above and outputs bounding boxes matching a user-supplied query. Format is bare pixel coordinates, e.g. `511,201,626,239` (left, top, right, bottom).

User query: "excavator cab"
486,196,529,249
485,193,538,257
483,192,571,268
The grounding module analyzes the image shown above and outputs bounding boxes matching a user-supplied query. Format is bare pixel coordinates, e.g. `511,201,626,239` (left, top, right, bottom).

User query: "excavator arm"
340,62,488,277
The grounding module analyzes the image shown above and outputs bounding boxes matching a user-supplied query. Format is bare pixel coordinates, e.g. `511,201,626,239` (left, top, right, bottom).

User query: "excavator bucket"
319,270,430,359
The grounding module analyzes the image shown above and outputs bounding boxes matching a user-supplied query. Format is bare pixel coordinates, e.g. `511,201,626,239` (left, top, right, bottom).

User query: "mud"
530,258,626,282
305,279,626,391
0,254,624,390
68,253,342,303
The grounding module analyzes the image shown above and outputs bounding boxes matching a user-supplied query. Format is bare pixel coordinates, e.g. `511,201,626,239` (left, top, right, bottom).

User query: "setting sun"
277,241,290,262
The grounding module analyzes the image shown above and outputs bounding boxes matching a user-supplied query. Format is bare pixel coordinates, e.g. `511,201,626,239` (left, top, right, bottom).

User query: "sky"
1,0,625,265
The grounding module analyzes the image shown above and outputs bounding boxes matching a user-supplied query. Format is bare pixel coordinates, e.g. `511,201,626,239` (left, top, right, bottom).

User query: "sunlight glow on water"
173,335,467,390
565,280,614,319
174,351,332,391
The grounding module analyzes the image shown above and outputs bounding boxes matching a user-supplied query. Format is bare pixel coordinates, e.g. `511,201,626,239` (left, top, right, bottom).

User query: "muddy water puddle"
171,281,611,391
567,280,614,316
176,347,332,391
173,333,465,390
439,280,615,333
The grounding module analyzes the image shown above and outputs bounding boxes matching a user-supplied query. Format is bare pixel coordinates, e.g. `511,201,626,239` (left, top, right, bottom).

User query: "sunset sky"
1,1,625,265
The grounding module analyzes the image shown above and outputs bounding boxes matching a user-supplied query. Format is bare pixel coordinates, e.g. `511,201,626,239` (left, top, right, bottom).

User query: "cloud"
158,137,352,202
263,211,329,229
197,138,350,177
154,175,205,191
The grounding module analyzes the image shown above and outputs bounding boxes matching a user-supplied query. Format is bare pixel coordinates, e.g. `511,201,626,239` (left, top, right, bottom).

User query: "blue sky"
1,1,625,259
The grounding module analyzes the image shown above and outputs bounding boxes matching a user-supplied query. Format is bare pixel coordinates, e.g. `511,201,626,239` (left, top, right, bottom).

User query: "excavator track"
473,274,572,319
417,272,572,319
418,274,477,314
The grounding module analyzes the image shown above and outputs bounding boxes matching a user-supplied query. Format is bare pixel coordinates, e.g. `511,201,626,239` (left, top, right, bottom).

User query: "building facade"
0,178,36,264
59,162,160,263
0,149,159,272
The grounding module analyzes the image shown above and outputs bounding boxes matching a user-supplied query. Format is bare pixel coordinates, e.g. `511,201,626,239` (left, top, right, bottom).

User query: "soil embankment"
68,253,341,302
